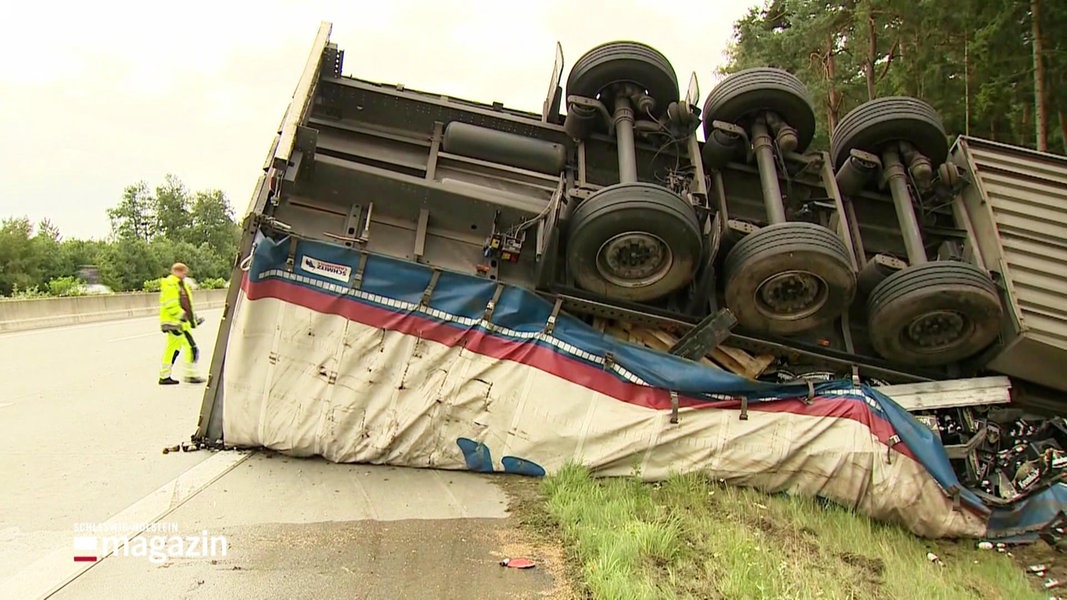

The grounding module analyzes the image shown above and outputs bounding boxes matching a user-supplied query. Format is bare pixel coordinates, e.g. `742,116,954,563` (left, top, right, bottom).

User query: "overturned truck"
195,23,1067,538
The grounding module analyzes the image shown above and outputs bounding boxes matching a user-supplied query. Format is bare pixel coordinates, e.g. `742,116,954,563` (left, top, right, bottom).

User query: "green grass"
539,464,1041,600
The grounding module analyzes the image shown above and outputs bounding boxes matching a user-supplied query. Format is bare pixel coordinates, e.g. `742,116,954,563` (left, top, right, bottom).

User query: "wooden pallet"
592,317,775,380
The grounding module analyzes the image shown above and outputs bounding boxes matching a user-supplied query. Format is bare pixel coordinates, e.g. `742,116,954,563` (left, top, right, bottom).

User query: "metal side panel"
274,21,333,170
951,137,1067,392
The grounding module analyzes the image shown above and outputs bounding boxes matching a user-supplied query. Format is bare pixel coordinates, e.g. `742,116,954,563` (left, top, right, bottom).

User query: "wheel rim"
754,270,829,320
903,309,971,352
595,232,673,288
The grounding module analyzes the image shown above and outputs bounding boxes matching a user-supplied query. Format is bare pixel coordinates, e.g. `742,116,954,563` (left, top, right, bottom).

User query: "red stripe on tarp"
73,556,97,562
240,275,917,461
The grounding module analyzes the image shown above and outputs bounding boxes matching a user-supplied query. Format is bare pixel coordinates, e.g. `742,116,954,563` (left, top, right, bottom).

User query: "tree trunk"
964,37,971,136
1021,101,1032,147
864,4,877,100
826,39,840,132
1032,0,1049,151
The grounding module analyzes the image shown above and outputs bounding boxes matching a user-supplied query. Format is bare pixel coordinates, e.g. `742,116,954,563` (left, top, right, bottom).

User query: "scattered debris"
1040,514,1067,552
926,552,943,566
1045,578,1063,590
162,441,207,455
914,409,1067,503
500,557,536,569
978,541,994,550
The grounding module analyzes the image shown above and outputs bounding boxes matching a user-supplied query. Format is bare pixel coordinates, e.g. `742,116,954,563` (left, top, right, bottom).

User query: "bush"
142,278,162,292
47,276,86,297
8,285,47,299
199,277,229,290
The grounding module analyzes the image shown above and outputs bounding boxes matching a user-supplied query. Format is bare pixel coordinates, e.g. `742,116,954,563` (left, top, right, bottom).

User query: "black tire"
830,96,948,171
867,261,1003,366
702,68,817,152
566,41,678,117
723,222,856,336
567,183,701,302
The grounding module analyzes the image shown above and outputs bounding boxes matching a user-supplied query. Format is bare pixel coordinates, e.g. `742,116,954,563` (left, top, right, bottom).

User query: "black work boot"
158,377,180,385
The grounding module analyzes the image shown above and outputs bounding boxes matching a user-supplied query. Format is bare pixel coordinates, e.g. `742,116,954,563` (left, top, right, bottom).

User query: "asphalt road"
0,314,564,599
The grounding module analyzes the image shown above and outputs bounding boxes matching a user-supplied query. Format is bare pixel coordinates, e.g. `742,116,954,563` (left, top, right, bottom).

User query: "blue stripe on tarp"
255,235,801,398
986,483,1067,541
244,234,1067,526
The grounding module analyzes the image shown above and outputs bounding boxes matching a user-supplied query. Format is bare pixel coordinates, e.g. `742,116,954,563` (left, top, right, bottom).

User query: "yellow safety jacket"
159,274,195,333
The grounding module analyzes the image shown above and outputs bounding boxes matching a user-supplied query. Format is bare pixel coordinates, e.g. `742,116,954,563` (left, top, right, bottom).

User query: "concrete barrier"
0,289,230,332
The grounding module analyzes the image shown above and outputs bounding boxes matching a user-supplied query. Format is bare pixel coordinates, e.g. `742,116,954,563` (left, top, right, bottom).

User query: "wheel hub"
755,270,828,319
905,310,969,350
596,232,673,288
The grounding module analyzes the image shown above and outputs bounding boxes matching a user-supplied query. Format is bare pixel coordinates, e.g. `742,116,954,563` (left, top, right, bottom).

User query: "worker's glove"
195,316,205,326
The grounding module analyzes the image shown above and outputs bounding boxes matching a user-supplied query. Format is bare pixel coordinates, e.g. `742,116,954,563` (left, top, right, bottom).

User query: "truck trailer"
192,22,1067,539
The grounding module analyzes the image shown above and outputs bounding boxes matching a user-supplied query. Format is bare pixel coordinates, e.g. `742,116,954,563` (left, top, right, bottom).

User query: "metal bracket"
603,352,615,371
739,396,749,421
285,237,299,271
668,308,737,359
351,252,368,291
484,283,505,322
567,95,614,135
669,390,679,424
420,269,441,307
544,297,563,335
341,203,363,248
426,122,443,181
414,208,430,262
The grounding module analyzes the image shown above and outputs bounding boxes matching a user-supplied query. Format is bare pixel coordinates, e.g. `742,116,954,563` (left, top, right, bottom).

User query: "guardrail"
0,289,230,332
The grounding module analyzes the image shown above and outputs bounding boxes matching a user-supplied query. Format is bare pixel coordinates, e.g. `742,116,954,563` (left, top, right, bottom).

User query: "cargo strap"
803,380,815,405
739,396,749,421
544,297,563,335
420,269,441,307
948,485,962,513
285,237,299,271
669,391,680,424
603,352,615,371
886,434,902,464
351,252,368,290
483,283,505,322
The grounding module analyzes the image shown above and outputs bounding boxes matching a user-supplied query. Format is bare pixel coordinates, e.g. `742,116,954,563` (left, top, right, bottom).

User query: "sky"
0,0,758,240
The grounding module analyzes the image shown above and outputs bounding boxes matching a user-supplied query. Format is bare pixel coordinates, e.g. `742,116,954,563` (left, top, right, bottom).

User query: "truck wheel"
830,96,948,171
566,41,678,117
567,183,701,302
701,68,816,152
724,222,856,336
868,262,1003,366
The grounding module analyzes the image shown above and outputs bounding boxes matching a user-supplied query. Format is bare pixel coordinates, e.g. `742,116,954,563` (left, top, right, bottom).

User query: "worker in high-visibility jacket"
158,263,206,385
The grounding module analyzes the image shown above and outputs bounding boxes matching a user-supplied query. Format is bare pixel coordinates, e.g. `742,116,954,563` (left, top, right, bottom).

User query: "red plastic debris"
499,557,536,569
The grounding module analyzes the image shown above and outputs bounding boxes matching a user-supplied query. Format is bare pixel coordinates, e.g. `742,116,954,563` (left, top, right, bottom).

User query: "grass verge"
536,464,1045,600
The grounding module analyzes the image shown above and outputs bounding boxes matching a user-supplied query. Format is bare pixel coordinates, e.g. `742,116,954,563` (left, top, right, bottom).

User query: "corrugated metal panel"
966,143,1067,344
954,137,1067,391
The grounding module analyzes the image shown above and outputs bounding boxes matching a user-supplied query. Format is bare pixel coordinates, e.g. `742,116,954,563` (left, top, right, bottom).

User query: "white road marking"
0,450,250,600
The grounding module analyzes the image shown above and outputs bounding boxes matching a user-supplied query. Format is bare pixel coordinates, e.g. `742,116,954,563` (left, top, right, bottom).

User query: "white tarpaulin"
216,237,991,538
